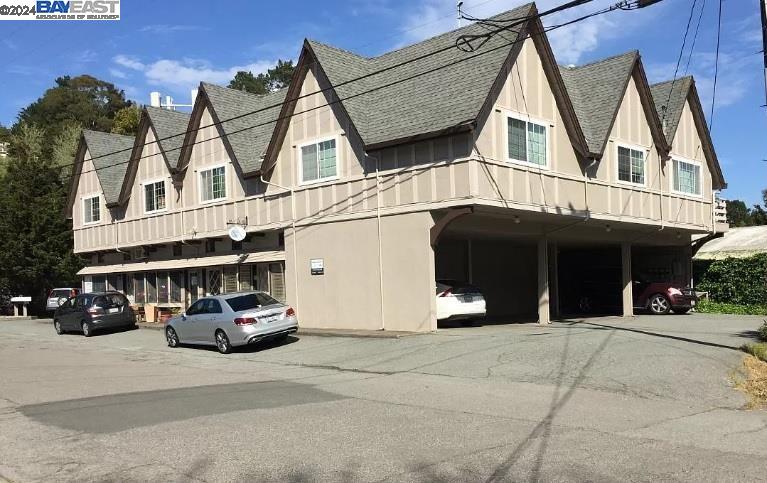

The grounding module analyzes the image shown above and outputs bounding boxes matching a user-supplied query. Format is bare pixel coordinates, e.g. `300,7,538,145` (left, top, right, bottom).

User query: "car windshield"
436,280,480,294
226,293,280,312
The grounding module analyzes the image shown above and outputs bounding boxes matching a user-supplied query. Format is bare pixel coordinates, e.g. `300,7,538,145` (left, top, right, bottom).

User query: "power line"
683,0,706,76
708,0,722,132
62,0,638,172
661,0,698,125
56,0,653,182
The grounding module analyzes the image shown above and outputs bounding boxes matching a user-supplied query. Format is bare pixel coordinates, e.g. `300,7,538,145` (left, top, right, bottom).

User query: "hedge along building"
66,3,728,331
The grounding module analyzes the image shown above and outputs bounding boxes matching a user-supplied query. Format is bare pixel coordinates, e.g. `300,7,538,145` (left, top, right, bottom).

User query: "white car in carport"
436,280,486,322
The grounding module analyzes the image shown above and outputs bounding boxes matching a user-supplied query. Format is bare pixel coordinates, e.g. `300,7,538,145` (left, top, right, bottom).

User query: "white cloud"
139,24,209,34
396,0,656,63
111,55,275,91
74,49,98,63
113,55,145,71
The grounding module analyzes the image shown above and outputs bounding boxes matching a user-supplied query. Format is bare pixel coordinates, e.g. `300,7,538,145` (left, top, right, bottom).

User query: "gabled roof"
650,76,725,189
305,2,536,149
117,107,191,204
183,82,286,174
80,130,134,205
144,106,190,167
649,76,693,145
558,51,638,156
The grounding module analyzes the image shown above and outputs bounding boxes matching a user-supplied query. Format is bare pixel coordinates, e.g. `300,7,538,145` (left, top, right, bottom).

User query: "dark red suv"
633,281,697,315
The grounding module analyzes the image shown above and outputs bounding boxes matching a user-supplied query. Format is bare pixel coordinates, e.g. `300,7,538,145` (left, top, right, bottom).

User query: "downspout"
259,173,299,314
366,151,386,331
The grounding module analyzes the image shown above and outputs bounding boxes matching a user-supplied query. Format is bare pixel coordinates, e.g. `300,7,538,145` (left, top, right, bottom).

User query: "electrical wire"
683,0,706,76
53,0,614,171
708,0,722,132
661,0,698,125
52,0,660,182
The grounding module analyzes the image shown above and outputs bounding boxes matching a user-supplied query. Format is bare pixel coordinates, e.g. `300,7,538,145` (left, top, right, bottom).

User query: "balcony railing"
714,198,728,229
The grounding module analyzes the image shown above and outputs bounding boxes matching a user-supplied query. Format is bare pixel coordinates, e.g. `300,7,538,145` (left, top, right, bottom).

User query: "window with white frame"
673,159,701,195
83,195,100,223
200,166,226,202
617,146,645,185
301,138,337,183
144,180,166,213
507,116,547,167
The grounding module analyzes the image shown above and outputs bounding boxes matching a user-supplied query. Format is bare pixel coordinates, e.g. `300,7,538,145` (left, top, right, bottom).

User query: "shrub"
694,254,767,306
695,299,767,316
742,342,767,362
759,321,767,342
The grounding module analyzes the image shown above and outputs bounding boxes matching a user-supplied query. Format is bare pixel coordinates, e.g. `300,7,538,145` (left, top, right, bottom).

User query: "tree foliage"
111,105,141,136
228,59,296,95
695,254,767,306
0,124,82,313
726,199,767,227
17,75,132,144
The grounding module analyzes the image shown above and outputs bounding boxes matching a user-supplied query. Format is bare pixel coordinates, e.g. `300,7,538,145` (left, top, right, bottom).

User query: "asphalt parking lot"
0,313,765,482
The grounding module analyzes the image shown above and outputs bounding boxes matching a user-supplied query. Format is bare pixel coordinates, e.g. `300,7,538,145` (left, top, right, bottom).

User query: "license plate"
108,307,119,313
262,315,278,323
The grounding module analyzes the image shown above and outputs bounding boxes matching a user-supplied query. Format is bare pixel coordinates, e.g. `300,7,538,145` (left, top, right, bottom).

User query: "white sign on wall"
310,258,324,275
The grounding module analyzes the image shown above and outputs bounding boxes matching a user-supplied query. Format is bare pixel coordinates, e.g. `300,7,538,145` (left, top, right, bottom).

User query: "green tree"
0,123,9,142
111,105,141,136
751,205,767,226
17,75,132,148
0,123,82,314
229,71,269,95
228,59,296,95
726,199,752,227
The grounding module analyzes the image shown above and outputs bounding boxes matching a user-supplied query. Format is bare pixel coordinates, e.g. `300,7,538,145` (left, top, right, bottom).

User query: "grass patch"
695,300,767,316
741,342,767,362
735,355,767,409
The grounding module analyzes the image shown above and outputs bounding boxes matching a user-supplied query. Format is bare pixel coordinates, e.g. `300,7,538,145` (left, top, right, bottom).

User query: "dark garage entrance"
435,237,538,322
558,245,622,316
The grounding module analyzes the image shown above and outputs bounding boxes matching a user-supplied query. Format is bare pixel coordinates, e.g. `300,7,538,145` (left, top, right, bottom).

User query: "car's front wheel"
54,319,64,335
649,294,671,315
166,326,179,348
215,330,232,354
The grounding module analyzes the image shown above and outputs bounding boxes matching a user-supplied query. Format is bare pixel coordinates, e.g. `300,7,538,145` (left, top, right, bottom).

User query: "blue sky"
0,0,764,205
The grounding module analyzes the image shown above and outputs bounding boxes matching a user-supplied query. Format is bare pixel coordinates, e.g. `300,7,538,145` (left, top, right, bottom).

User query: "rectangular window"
92,275,106,293
301,139,337,183
134,274,145,303
172,243,182,257
673,159,701,195
83,195,100,223
144,180,166,213
200,166,226,202
169,271,183,303
617,146,645,185
507,117,547,167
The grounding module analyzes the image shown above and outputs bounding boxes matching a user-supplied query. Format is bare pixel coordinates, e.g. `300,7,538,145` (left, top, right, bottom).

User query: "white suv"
436,280,486,323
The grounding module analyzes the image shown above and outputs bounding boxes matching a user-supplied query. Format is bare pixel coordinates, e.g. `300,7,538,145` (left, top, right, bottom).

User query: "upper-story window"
200,166,226,203
617,146,645,186
300,138,337,184
144,180,166,213
83,195,100,224
507,116,547,167
672,158,701,196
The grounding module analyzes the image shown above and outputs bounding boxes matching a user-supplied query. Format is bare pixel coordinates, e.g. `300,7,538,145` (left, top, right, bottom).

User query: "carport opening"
557,245,622,317
435,237,538,325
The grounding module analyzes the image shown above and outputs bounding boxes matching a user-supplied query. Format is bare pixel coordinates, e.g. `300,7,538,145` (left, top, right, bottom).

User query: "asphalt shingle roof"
144,106,191,167
649,76,692,143
558,51,638,156
201,83,287,173
308,2,535,147
82,130,135,205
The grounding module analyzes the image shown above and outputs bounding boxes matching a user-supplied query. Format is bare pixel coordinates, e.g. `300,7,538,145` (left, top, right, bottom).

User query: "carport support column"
621,242,633,317
538,239,550,325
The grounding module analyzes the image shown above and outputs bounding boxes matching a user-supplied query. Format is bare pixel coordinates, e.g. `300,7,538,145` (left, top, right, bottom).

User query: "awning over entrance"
77,250,286,275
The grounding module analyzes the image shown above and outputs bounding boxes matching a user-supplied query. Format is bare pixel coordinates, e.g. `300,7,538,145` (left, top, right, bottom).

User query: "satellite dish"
228,225,246,242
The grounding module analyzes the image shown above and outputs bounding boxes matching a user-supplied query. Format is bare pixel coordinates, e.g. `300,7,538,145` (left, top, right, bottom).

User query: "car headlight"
668,288,682,296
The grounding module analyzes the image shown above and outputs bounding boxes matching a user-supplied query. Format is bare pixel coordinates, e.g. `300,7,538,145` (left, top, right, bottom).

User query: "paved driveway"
0,314,765,482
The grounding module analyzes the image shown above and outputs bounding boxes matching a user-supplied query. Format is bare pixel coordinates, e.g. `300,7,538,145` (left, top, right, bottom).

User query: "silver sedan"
164,291,298,354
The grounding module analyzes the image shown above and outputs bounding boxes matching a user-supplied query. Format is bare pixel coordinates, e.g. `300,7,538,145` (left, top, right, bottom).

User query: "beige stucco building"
66,3,727,331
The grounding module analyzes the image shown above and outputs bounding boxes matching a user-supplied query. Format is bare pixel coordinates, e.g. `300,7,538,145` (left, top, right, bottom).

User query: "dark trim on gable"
632,56,671,155
65,136,87,219
117,113,152,205
687,81,726,189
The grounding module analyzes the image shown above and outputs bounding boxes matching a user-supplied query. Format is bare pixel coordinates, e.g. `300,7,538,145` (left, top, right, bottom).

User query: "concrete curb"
0,316,39,321
296,328,421,339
